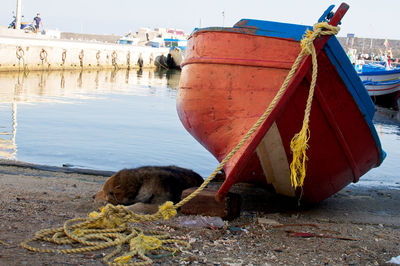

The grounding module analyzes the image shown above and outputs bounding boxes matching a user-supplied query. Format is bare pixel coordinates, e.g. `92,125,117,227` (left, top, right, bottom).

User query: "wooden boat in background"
358,64,400,110
177,3,385,203
358,63,400,82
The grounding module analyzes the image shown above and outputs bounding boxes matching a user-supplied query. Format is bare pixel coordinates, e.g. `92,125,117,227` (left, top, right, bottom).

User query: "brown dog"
95,166,204,214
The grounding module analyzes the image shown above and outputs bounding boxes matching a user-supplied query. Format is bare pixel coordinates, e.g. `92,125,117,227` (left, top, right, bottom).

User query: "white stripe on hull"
365,84,400,96
359,72,400,82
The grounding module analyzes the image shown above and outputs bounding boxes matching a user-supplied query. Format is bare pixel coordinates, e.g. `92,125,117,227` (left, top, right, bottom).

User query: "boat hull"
177,15,384,203
364,80,400,96
359,65,400,109
369,89,400,111
359,65,400,82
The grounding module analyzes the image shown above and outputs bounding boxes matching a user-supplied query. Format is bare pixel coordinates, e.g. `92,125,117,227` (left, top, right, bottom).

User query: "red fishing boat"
177,3,385,203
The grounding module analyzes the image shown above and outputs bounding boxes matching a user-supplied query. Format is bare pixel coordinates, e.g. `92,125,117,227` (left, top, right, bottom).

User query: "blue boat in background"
118,33,140,45
163,39,187,50
148,38,187,50
358,63,400,110
358,63,400,82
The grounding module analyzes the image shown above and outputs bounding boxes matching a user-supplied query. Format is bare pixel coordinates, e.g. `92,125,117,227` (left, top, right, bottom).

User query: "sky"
1,0,399,40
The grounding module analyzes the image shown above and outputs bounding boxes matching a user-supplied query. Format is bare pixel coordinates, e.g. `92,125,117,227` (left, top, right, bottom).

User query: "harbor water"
0,69,398,188
0,69,219,176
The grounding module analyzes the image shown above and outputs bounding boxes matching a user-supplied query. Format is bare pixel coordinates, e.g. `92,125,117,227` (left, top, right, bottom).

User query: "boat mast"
15,0,22,30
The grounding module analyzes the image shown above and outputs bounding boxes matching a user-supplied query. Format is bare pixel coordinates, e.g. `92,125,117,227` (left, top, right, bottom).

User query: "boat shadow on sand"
217,181,400,226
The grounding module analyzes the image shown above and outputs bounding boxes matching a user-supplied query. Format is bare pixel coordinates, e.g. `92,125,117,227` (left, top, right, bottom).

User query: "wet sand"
0,159,399,265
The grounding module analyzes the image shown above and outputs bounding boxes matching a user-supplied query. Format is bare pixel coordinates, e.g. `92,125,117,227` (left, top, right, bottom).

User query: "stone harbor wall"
0,28,169,72
1,25,400,72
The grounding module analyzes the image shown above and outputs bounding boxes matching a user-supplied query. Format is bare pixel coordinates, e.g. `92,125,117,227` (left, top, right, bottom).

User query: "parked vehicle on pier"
8,15,35,32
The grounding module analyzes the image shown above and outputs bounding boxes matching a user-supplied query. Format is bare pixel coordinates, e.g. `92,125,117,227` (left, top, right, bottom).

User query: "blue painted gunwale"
363,79,400,86
359,66,400,76
233,19,312,41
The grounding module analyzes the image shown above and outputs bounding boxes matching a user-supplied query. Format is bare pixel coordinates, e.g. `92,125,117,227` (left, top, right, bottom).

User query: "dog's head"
94,172,126,205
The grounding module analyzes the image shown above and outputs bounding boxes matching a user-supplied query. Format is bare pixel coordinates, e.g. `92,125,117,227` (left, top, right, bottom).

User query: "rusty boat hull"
177,4,385,203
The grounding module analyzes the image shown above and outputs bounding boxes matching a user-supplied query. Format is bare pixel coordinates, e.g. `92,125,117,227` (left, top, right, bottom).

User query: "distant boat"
118,33,139,45
363,79,400,110
363,79,400,96
177,3,385,203
358,63,400,110
358,63,400,82
147,38,187,49
163,38,187,50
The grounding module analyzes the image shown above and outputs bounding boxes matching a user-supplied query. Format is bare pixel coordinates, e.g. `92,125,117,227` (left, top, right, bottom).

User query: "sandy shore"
0,160,399,265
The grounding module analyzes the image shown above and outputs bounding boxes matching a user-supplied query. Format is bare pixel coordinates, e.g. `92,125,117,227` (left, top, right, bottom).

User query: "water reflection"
0,69,184,164
0,102,17,160
373,107,400,136
0,69,180,104
359,107,400,188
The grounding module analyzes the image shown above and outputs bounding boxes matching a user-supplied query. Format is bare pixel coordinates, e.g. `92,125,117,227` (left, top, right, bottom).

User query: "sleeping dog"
95,166,204,214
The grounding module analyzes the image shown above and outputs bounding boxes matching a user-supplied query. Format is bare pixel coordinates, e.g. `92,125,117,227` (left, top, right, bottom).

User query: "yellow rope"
21,22,339,265
289,22,339,190
21,211,189,265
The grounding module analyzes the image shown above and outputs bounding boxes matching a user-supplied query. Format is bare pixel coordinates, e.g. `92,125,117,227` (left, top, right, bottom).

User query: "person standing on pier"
32,13,43,33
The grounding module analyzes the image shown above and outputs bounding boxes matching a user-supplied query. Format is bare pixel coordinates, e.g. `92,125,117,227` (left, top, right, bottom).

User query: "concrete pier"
0,28,170,72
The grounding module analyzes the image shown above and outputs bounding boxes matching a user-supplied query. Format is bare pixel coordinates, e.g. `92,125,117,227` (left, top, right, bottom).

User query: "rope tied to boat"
21,21,340,265
289,22,339,191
